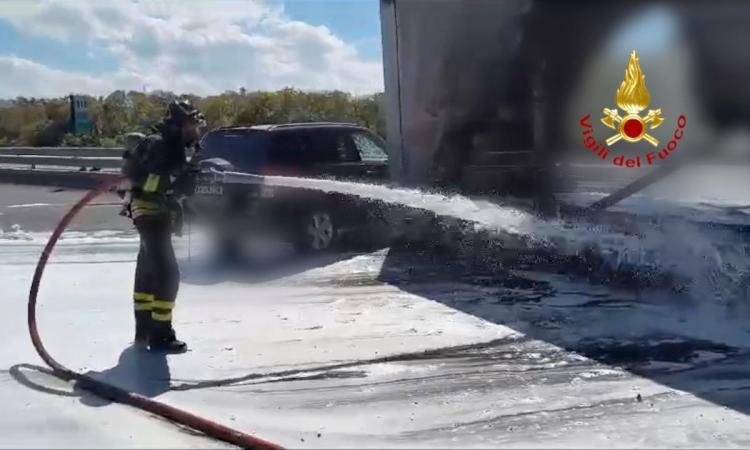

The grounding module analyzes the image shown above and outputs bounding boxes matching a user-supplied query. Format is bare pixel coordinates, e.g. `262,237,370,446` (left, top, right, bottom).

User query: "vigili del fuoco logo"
579,50,687,168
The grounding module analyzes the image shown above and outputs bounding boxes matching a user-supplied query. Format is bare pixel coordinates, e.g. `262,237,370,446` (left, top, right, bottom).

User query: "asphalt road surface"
0,183,127,233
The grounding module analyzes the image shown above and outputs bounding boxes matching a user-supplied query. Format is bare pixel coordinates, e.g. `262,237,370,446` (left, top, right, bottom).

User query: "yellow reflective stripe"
132,204,162,211
152,311,172,321
132,210,167,219
131,200,167,217
143,174,160,192
132,211,165,218
134,292,153,311
131,198,166,216
152,300,174,310
132,208,163,215
133,292,154,302
132,198,159,206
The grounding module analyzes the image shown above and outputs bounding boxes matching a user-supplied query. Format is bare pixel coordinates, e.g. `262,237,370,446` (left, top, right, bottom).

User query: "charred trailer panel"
380,0,542,196
380,0,750,199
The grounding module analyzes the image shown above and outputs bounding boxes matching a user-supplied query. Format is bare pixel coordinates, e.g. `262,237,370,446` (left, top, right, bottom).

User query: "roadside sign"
69,94,92,134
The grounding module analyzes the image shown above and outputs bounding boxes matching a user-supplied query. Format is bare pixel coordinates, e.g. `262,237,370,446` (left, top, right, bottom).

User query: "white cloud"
0,0,383,97
0,56,128,98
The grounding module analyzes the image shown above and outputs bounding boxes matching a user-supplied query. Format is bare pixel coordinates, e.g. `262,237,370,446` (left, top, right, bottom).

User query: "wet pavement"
0,184,125,232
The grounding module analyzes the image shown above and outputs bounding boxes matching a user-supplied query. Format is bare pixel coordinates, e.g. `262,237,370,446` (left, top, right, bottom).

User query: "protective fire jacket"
129,133,192,220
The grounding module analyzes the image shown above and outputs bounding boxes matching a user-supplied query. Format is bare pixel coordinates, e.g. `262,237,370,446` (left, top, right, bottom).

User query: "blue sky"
0,0,384,98
0,20,120,75
283,0,382,60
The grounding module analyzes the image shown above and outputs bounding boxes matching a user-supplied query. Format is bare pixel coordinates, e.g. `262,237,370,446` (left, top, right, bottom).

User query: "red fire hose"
27,176,283,450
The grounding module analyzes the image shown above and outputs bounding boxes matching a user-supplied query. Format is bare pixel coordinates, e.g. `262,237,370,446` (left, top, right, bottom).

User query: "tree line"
0,88,386,147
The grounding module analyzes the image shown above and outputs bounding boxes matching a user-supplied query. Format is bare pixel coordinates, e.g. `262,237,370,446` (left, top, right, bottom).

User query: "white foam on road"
258,173,750,306
5,234,750,447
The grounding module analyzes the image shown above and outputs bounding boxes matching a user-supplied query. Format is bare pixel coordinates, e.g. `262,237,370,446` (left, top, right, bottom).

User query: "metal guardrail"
0,146,122,170
0,146,122,157
0,155,122,169
0,167,118,189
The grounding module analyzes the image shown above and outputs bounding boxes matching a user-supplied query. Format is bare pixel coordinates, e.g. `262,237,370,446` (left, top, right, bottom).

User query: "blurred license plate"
195,183,223,195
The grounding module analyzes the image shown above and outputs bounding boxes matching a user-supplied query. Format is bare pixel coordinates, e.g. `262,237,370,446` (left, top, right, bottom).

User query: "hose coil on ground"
27,176,282,450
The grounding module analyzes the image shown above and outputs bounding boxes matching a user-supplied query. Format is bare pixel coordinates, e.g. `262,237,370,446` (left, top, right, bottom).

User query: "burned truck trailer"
379,0,750,199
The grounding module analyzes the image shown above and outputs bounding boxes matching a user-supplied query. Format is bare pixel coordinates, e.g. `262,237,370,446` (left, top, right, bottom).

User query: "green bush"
18,120,65,146
61,133,82,147
99,137,120,147
0,89,386,146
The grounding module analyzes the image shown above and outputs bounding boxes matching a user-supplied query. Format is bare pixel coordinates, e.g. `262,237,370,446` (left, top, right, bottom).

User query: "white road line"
5,202,118,209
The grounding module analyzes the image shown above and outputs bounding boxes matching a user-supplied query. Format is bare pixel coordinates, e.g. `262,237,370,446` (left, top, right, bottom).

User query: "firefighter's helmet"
166,99,206,127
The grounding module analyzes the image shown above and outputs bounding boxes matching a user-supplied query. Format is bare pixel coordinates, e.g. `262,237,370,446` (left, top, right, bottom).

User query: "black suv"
192,122,389,253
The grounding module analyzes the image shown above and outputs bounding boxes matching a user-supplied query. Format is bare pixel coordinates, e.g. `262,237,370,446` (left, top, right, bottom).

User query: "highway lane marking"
5,202,119,209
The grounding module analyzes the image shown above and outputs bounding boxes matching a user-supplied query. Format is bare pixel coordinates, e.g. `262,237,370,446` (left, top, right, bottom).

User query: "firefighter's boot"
149,322,187,353
134,310,152,347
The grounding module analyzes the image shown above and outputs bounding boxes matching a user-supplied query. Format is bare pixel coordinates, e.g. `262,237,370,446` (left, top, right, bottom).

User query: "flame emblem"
601,50,664,146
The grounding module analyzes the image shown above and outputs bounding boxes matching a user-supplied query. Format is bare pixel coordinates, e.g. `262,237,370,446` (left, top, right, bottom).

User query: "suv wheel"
296,210,336,252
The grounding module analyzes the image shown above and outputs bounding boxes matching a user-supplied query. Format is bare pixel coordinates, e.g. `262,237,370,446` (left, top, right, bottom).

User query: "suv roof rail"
211,126,261,132
268,122,362,130
213,122,364,132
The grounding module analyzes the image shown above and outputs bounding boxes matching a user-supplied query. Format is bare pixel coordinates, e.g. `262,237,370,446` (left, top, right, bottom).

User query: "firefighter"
125,99,205,352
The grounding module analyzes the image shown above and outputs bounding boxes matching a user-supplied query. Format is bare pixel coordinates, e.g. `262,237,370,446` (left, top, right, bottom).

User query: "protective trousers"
133,216,179,328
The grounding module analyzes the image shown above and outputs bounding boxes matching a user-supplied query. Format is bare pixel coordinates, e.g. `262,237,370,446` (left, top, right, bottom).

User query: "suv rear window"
200,130,270,172
269,131,305,166
304,129,361,164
